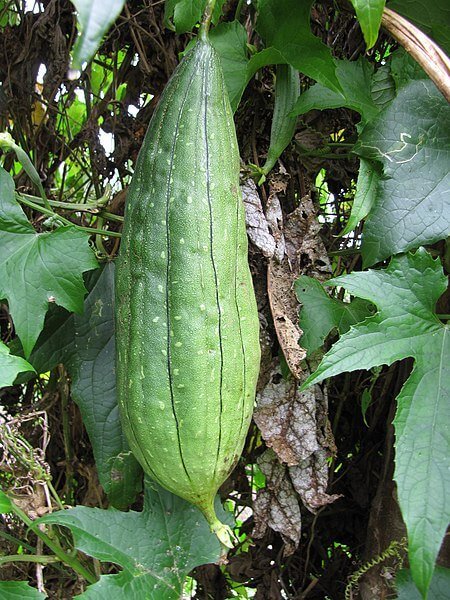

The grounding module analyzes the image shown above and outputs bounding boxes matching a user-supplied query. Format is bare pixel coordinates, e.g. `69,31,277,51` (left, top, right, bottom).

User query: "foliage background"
0,0,449,598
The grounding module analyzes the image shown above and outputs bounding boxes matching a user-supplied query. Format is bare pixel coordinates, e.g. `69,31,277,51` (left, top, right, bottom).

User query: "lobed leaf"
295,275,373,355
0,167,98,357
0,340,34,388
39,479,224,599
356,79,450,266
302,249,450,596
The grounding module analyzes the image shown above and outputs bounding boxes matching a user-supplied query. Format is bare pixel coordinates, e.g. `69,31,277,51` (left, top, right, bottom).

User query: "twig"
58,365,74,503
18,195,122,237
0,554,60,565
381,7,450,102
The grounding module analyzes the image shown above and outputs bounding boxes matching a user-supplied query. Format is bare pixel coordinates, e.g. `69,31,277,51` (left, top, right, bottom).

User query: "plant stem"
0,554,61,565
199,0,217,40
59,364,74,504
18,196,121,238
9,501,97,584
18,193,124,222
46,480,65,511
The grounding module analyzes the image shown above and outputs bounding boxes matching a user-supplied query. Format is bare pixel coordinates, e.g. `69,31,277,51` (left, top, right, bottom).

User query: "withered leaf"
253,449,301,555
254,364,319,466
267,196,330,378
242,179,276,258
290,448,341,512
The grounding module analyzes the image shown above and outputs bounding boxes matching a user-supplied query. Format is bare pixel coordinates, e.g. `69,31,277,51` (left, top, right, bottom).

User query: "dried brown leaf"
242,179,276,258
290,449,341,512
253,449,301,555
265,193,285,262
254,364,319,466
267,195,331,377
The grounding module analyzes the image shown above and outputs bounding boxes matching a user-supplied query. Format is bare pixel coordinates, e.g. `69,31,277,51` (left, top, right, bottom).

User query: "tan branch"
381,7,450,102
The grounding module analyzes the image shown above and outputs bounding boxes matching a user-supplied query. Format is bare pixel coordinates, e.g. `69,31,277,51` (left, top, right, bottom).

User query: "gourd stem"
200,0,217,40
201,502,235,549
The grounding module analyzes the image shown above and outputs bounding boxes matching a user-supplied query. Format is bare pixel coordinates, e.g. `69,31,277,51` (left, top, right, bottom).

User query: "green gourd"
115,35,260,546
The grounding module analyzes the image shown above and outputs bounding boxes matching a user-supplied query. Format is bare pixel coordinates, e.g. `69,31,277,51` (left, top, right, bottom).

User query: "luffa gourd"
115,32,260,545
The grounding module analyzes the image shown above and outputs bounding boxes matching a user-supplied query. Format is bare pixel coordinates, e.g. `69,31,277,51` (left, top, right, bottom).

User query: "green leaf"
0,581,47,599
71,0,126,70
388,0,450,55
349,0,385,49
164,0,204,33
291,58,379,124
164,0,224,33
295,275,373,355
67,265,142,507
0,489,13,513
209,21,249,112
256,0,341,93
0,167,98,357
39,479,224,599
360,389,372,426
0,340,34,387
301,249,450,596
21,264,142,508
370,64,396,111
390,48,428,91
341,158,380,235
355,79,450,266
396,566,450,599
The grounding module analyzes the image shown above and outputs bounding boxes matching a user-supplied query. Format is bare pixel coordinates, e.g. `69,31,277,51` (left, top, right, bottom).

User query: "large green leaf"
71,0,126,69
66,264,142,507
39,479,224,599
0,582,46,599
396,567,450,599
349,0,385,49
209,21,249,112
291,57,379,124
0,167,98,357
256,0,340,93
0,340,34,387
302,249,450,597
355,79,450,266
18,264,142,508
295,275,373,355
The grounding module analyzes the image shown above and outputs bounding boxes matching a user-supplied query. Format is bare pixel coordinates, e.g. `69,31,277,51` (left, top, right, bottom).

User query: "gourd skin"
115,39,260,534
